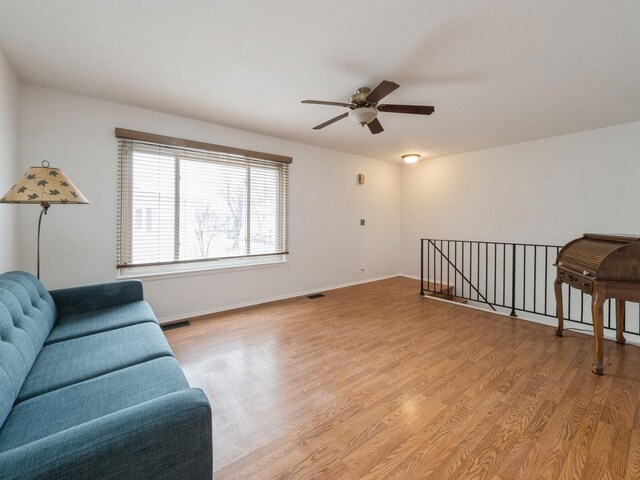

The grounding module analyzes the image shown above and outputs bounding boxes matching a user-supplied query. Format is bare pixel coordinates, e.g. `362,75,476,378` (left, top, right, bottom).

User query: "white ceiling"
1,0,639,162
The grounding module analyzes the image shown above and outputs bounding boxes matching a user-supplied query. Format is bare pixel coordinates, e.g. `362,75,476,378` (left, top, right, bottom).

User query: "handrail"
420,237,559,248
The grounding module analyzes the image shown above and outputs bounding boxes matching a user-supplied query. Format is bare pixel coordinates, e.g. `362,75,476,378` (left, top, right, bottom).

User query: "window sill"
117,256,287,282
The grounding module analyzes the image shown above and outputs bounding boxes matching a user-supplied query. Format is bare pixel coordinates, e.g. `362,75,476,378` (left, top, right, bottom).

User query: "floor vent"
306,293,326,299
161,321,191,331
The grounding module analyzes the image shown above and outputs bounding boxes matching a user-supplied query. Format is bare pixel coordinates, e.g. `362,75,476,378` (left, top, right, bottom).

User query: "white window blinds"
117,129,290,274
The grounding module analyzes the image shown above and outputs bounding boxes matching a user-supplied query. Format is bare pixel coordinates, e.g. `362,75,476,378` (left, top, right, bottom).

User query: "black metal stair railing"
419,238,640,337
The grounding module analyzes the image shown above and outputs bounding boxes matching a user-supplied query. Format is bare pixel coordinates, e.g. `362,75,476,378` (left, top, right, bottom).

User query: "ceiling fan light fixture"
402,153,421,164
348,107,378,126
302,80,435,133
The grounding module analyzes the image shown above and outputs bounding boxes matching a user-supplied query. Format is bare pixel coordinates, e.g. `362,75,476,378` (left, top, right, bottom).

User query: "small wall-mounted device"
357,173,365,185
360,219,365,226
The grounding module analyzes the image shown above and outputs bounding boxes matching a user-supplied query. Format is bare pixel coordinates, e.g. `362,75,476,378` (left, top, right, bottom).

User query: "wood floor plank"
164,276,640,479
625,429,640,479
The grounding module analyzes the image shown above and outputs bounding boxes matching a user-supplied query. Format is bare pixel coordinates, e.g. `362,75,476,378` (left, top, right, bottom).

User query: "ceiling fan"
301,80,434,134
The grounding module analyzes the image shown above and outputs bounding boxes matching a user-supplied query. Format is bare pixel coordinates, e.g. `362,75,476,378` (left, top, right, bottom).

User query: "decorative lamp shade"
0,161,89,205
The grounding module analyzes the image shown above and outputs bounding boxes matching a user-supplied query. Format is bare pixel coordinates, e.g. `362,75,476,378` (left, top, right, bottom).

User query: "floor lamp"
1,161,89,279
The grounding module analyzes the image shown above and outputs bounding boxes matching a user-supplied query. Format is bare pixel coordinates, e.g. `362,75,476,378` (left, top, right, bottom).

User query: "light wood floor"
165,276,640,480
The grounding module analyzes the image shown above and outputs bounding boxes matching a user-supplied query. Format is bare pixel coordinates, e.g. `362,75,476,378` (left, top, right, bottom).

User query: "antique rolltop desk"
554,233,640,375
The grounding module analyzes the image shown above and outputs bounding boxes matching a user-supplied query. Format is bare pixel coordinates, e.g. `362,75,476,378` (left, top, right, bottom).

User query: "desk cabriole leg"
616,299,626,345
591,290,605,375
554,277,564,337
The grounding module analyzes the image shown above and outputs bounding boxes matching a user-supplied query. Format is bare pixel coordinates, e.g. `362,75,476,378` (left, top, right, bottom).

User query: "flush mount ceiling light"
402,154,421,164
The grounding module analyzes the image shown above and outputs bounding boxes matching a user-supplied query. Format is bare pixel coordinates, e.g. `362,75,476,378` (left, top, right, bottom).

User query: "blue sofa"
0,271,212,479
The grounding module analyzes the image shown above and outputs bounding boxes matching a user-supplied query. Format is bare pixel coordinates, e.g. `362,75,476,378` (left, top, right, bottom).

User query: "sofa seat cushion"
45,301,157,345
17,323,174,403
0,357,189,453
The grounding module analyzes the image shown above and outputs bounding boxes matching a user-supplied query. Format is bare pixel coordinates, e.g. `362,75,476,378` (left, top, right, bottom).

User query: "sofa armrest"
0,388,212,480
50,280,145,316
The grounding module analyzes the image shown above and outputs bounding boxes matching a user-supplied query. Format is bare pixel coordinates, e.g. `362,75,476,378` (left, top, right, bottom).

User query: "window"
116,129,290,276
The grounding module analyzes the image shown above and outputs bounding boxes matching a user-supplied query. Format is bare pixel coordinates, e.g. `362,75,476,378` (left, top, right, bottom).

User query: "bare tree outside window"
194,205,222,258
225,181,246,250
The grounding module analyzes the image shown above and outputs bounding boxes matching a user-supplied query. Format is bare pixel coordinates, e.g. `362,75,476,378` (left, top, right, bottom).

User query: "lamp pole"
36,202,51,279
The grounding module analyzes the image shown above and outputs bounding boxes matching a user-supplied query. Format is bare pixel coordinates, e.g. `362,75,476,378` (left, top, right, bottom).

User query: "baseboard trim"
158,273,401,324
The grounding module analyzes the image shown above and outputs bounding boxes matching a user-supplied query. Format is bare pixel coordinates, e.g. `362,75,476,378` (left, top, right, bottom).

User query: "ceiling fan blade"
377,104,435,115
313,112,349,130
367,118,384,134
366,80,400,103
302,100,351,107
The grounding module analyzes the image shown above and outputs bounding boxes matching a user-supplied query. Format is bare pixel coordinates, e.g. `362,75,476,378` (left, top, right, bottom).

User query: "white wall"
401,121,640,276
18,84,640,328
19,86,402,320
0,47,20,272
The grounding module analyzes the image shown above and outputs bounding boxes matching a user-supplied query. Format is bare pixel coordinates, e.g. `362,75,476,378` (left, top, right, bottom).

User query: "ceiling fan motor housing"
350,87,372,105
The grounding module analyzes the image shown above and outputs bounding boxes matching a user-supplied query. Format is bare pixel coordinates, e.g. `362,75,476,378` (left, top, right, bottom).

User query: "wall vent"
161,320,191,331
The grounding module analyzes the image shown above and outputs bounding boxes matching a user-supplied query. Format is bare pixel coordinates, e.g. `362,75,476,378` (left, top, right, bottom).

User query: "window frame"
116,129,291,277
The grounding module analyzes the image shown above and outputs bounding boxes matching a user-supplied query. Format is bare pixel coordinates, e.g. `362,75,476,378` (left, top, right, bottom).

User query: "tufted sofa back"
0,271,57,429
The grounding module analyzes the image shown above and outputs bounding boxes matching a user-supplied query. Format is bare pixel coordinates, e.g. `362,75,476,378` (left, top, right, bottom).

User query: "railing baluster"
461,241,465,298
503,244,506,305
420,239,425,296
523,246,527,311
426,239,430,292
432,239,436,293
533,246,537,312
544,247,548,315
494,243,497,305
468,241,472,300
477,242,480,301
454,241,458,297
510,244,517,317
485,243,489,303
428,240,431,292
447,241,450,294
440,240,443,293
